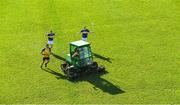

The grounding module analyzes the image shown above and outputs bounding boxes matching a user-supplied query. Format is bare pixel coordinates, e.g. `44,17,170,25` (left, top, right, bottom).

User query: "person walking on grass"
41,44,51,68
47,30,55,48
80,26,91,41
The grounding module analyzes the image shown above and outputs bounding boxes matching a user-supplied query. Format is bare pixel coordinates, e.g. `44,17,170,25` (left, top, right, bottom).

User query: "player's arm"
72,52,79,57
87,29,93,34
41,48,45,55
80,30,83,34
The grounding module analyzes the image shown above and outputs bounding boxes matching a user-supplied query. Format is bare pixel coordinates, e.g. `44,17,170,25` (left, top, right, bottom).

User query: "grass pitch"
0,0,180,104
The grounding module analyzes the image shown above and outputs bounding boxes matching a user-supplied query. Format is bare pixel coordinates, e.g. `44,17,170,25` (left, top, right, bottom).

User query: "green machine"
61,40,105,79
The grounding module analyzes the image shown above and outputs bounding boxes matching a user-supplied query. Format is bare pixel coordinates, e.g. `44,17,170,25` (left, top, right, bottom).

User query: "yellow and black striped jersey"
41,48,51,58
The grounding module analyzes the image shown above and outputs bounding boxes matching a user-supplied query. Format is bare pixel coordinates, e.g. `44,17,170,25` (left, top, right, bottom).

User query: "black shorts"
43,57,50,61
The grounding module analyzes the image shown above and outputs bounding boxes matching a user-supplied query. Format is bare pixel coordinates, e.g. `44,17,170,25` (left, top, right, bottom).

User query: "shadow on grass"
93,53,112,63
42,68,67,79
70,71,124,95
52,53,66,62
42,68,124,95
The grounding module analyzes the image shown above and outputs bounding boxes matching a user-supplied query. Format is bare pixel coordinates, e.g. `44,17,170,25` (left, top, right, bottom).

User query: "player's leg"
47,40,51,48
51,41,54,48
45,58,50,67
50,44,53,48
48,41,53,48
41,57,45,68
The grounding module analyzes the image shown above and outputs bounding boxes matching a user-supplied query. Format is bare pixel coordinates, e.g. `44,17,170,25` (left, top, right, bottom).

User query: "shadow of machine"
49,52,123,95
42,68,124,95
93,53,112,63
52,53,66,62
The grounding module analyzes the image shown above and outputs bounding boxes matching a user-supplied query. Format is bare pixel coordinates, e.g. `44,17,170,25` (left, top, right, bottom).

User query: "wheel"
90,62,98,69
65,67,78,79
65,67,74,79
96,66,105,72
60,63,69,72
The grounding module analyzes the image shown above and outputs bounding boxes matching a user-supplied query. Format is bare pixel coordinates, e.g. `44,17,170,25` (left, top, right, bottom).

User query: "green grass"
0,0,180,103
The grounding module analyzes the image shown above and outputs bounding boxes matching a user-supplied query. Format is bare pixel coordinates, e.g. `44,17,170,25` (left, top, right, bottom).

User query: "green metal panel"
66,54,71,63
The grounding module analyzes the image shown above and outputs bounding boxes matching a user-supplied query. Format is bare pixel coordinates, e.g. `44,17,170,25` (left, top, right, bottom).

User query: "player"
80,26,91,41
41,44,51,68
72,48,79,58
47,30,55,48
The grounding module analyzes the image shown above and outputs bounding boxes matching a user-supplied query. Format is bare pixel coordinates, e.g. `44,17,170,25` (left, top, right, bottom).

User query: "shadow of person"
41,68,67,79
93,53,112,63
51,53,66,62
